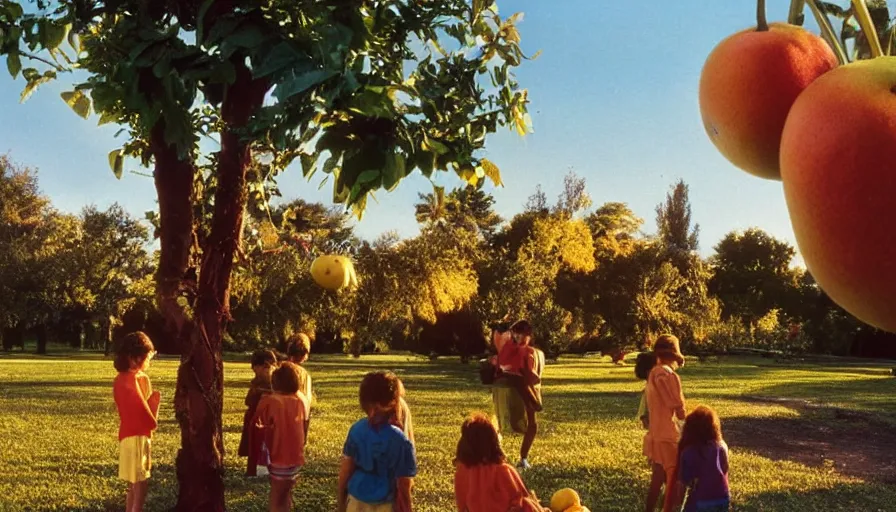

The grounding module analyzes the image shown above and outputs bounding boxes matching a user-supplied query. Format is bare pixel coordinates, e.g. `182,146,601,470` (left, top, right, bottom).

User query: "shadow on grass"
738,481,896,512
723,411,896,484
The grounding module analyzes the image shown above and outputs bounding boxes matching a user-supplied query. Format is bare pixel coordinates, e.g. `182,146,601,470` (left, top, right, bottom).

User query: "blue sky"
0,1,811,261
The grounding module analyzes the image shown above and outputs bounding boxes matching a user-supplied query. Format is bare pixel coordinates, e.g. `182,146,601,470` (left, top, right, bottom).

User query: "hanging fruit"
310,254,358,291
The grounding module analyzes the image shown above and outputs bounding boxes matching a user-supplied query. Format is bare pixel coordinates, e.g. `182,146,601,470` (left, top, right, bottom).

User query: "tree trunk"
102,315,114,356
36,324,48,355
168,60,268,511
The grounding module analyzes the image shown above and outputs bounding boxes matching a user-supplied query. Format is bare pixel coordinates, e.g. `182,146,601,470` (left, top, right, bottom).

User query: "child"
490,322,528,435
113,331,161,512
635,352,658,430
253,362,310,512
678,406,730,512
643,334,687,512
239,349,276,477
508,320,544,470
454,413,544,512
338,371,417,512
394,377,415,448
286,333,313,437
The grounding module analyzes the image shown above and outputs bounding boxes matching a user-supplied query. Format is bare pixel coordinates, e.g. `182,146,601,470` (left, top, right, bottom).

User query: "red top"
497,342,525,375
113,371,160,441
454,462,528,512
254,392,309,467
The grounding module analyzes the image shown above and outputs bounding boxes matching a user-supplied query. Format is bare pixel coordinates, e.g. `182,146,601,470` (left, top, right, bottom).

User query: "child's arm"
720,442,730,474
395,477,413,512
679,448,696,487
336,456,355,512
522,348,541,385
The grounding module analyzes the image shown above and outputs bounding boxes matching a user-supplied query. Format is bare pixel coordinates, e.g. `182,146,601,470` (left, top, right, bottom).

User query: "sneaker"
256,466,269,477
517,459,531,470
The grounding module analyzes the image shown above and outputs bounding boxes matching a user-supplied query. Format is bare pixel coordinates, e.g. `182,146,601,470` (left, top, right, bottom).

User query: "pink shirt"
645,365,685,443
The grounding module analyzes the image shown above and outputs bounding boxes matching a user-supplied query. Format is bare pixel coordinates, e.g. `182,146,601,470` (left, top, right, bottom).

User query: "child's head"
510,319,533,346
286,333,311,364
679,405,722,451
271,362,301,394
454,413,505,467
114,332,155,373
491,321,512,347
635,352,657,380
358,370,401,417
652,334,685,368
250,349,277,375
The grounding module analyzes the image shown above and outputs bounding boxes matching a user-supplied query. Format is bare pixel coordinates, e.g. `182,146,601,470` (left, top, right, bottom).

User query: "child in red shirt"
112,332,160,512
454,413,542,512
254,362,309,512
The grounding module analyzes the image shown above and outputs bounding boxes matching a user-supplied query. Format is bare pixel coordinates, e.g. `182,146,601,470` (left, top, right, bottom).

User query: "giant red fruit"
780,56,896,332
700,23,838,180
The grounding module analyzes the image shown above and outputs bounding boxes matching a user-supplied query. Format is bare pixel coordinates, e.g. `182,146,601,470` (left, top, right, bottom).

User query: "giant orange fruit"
310,254,358,291
780,56,896,332
700,23,837,180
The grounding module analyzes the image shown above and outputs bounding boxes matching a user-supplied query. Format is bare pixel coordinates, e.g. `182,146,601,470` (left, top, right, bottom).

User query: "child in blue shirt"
337,371,417,512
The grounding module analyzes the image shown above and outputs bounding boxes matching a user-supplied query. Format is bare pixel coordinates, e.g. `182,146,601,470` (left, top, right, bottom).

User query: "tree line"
4,155,892,359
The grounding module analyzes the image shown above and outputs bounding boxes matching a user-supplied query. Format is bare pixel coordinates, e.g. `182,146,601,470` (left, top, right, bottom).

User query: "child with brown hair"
253,361,310,512
635,352,658,430
239,349,276,477
337,371,417,512
112,332,161,512
454,412,546,512
678,406,730,512
286,333,313,437
643,334,687,512
508,320,544,470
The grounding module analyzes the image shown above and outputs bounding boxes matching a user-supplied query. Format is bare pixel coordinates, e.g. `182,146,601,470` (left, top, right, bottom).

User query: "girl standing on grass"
678,406,730,512
239,349,276,477
113,332,161,512
643,334,687,512
253,361,310,512
337,371,417,512
453,413,546,512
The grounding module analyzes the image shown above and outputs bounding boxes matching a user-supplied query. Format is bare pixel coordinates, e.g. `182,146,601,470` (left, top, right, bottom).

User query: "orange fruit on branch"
780,56,896,332
699,23,837,179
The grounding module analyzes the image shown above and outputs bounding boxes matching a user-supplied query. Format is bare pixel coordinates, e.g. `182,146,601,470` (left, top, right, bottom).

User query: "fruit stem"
851,0,884,58
806,0,849,65
757,0,769,31
788,0,806,25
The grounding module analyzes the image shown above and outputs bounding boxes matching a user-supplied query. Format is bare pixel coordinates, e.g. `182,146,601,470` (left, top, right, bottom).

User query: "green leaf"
357,169,380,185
4,2,23,19
480,158,503,187
323,152,341,174
6,53,21,79
108,150,124,179
300,152,318,177
60,90,91,119
254,42,311,78
423,136,449,155
225,22,266,49
274,69,338,102
348,87,396,119
39,20,67,51
383,152,406,191
418,150,436,178
98,110,119,126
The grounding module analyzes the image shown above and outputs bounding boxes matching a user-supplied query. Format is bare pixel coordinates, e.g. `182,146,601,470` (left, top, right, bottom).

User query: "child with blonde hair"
112,332,161,512
643,334,687,512
338,371,417,512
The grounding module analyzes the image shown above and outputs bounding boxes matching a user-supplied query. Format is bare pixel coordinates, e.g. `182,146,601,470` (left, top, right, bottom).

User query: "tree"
554,170,592,217
709,228,799,328
655,179,699,254
2,2,533,505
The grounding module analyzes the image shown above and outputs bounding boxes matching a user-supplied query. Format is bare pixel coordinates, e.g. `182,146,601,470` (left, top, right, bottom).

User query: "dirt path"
725,396,896,483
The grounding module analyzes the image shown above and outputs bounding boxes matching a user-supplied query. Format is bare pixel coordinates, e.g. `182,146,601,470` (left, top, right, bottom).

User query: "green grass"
1,352,896,511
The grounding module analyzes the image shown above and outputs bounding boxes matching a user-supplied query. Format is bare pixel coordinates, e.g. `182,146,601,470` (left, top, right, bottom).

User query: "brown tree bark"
163,59,268,511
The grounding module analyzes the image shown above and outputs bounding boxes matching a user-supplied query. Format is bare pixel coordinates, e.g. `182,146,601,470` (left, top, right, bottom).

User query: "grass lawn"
1,351,896,511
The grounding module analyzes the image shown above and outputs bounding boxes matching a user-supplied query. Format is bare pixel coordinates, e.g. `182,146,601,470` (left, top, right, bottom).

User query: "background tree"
1,0,534,506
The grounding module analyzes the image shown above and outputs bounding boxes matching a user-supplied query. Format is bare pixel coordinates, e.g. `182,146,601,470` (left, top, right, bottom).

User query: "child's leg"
269,478,293,512
128,481,149,512
645,462,665,512
520,406,538,461
661,468,683,512
126,483,133,511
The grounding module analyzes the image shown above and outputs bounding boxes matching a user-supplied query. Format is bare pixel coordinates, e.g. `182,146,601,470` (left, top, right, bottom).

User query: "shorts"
119,435,151,483
347,495,393,512
643,436,678,474
269,464,301,481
